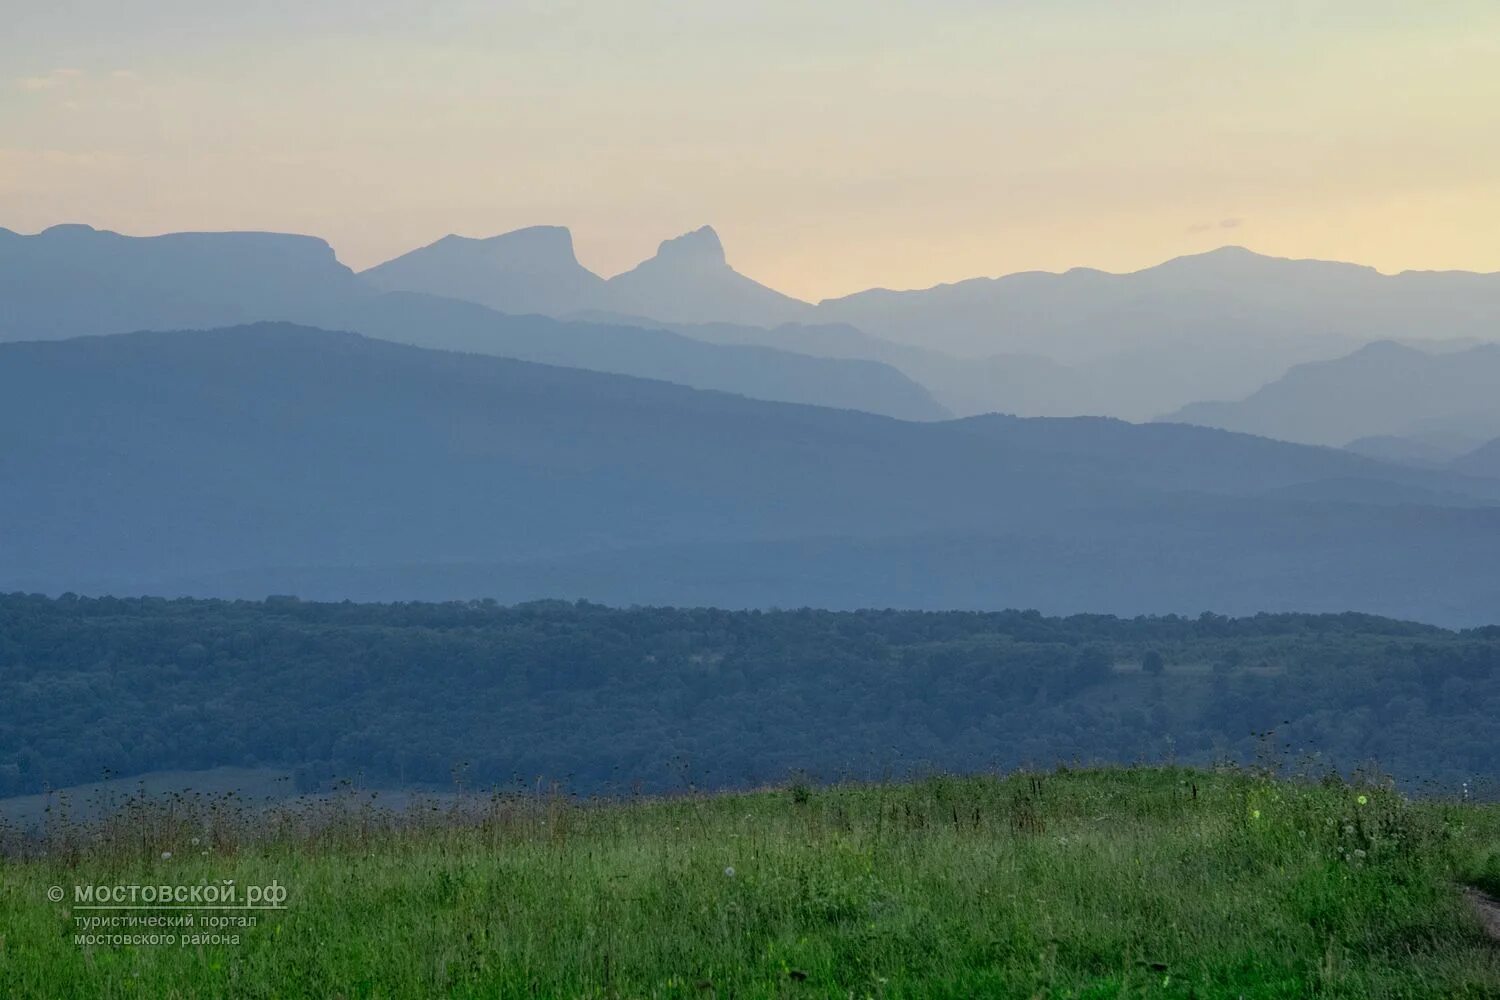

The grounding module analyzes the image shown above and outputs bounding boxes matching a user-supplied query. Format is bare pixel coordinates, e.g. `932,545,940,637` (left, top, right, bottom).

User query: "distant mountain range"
6,219,1500,432
4,323,1499,625
1166,341,1500,455
812,246,1500,356
367,228,1500,364
0,224,944,421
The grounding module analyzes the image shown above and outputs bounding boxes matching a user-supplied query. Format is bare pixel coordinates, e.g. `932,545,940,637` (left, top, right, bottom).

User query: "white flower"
161,851,172,860
190,837,200,846
724,866,736,878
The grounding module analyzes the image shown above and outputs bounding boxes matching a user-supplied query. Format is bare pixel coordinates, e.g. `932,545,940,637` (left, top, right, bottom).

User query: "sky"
4,0,1499,301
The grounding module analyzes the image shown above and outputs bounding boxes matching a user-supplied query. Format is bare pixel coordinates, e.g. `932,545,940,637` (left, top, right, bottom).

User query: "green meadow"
2,767,1498,998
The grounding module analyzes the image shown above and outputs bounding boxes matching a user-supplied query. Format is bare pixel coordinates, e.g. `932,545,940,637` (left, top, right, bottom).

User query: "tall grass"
2,766,1498,997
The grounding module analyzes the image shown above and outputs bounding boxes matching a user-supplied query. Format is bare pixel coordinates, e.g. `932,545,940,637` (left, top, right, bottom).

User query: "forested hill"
2,594,1496,799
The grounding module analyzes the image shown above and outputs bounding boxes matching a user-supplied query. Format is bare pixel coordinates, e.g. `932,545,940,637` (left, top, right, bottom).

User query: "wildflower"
724,866,736,878
161,851,172,860
190,836,200,846
1251,809,1260,820
1356,795,1368,806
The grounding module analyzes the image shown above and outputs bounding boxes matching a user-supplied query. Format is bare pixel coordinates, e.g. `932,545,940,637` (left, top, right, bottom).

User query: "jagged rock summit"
360,225,607,316
359,222,804,323
647,225,729,269
603,225,811,326
433,226,584,270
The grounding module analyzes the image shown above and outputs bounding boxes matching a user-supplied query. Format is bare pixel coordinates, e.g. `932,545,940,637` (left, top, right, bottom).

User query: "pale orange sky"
4,1,1499,300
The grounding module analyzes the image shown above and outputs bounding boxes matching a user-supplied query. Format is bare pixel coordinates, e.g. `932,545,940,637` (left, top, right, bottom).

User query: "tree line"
2,593,1496,797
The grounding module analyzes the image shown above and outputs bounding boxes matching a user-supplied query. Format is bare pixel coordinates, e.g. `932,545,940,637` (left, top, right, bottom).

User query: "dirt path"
1465,886,1500,943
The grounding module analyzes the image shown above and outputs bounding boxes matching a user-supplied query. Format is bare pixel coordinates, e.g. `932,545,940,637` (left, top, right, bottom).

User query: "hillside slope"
1167,341,1500,448
317,292,950,421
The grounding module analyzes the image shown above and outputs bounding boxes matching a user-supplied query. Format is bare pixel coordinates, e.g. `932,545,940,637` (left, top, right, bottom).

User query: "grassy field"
2,767,1498,998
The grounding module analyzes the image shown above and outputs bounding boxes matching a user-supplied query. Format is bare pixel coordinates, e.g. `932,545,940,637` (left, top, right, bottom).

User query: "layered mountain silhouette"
310,292,948,421
369,236,1500,421
9,221,1500,428
805,247,1500,417
1166,341,1500,452
0,224,941,421
4,324,1499,624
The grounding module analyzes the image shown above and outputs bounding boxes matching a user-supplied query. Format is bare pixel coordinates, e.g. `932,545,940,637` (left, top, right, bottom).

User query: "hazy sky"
5,1,1499,300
